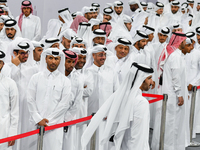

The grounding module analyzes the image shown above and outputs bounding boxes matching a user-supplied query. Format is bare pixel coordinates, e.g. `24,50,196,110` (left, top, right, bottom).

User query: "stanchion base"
188,141,200,147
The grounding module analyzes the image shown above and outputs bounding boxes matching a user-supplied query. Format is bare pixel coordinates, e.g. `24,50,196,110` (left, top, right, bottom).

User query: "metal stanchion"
159,94,168,150
37,126,45,150
90,131,96,150
188,86,200,147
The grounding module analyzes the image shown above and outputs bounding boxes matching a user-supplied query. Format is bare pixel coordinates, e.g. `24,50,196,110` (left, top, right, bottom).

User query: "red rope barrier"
0,115,92,144
149,97,163,104
197,86,200,90
142,93,164,99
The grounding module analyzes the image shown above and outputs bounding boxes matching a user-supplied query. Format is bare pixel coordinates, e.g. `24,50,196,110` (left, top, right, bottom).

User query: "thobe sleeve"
83,70,94,97
190,55,200,86
170,57,182,97
46,79,71,125
8,79,19,137
27,75,43,124
9,63,20,81
32,17,41,41
113,71,119,92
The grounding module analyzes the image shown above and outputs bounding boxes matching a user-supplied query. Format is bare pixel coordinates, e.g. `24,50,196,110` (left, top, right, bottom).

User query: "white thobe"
16,14,41,41
27,68,71,150
186,48,200,135
152,49,187,150
87,64,119,150
63,69,84,150
0,73,19,150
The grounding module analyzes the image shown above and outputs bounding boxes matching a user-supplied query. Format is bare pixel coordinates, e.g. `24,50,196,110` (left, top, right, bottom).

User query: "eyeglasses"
19,50,30,56
97,53,106,57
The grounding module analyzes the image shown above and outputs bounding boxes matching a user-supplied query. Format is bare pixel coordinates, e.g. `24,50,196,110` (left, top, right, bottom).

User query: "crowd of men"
0,0,200,149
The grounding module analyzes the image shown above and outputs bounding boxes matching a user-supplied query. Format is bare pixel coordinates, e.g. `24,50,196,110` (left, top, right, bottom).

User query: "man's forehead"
6,27,15,30
47,55,60,58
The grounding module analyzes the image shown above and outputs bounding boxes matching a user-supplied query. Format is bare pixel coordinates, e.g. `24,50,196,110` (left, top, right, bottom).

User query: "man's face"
22,7,31,17
75,54,86,69
156,8,163,15
65,57,75,73
172,28,182,32
138,39,147,49
130,4,139,12
179,40,186,50
115,44,129,59
92,51,106,67
197,34,200,44
62,37,71,49
0,23,4,31
93,12,98,19
92,25,99,31
158,33,168,43
140,75,153,91
171,5,179,14
0,60,4,71
5,28,16,39
143,7,147,11
189,20,192,26
114,6,123,15
148,33,154,42
103,14,112,21
33,47,43,62
14,50,29,63
46,55,61,72
51,43,60,49
72,43,86,48
183,43,193,54
85,12,93,20
125,23,132,31
188,3,194,8
93,37,105,45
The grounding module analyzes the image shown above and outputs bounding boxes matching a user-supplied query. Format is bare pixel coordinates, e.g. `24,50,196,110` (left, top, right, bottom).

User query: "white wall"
7,0,199,36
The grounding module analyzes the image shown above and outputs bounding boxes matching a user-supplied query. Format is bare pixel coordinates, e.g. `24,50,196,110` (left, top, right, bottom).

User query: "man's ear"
13,51,18,57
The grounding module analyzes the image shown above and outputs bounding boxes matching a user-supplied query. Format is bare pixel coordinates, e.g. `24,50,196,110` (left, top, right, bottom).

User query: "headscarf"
39,48,65,74
70,36,87,48
70,47,87,56
0,50,5,62
81,62,153,149
63,49,78,65
70,15,88,33
18,1,33,31
77,22,91,38
99,22,112,37
157,32,187,77
4,19,22,39
44,38,60,49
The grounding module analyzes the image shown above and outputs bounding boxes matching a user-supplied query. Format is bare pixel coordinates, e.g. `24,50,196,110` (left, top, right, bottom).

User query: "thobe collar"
115,55,128,63
91,63,104,72
44,68,59,78
23,13,32,19
133,46,143,53
67,68,76,79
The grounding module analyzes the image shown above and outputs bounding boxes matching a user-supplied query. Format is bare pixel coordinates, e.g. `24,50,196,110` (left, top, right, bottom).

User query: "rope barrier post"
188,86,200,147
37,126,45,150
159,94,168,150
90,113,96,150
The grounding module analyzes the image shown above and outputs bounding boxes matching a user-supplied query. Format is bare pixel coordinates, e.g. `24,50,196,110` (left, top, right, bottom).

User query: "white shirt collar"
23,13,32,19
44,68,59,78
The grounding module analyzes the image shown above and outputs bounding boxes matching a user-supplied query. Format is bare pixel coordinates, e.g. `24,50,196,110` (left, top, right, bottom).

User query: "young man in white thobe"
16,1,41,41
0,50,19,150
31,41,44,66
152,32,189,150
81,62,154,150
27,48,71,150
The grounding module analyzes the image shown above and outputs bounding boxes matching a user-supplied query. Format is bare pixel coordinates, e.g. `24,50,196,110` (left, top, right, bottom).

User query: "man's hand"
188,84,193,91
178,97,184,106
151,81,155,89
11,55,21,66
38,118,49,127
8,140,15,146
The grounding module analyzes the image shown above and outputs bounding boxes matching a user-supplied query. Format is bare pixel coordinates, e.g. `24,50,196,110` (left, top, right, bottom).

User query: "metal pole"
37,126,45,150
159,94,168,150
90,131,96,150
188,86,200,147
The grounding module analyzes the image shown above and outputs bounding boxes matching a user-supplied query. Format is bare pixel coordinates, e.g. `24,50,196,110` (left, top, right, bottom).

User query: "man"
62,49,83,150
16,1,41,41
172,24,183,32
32,41,44,66
113,1,124,21
9,37,37,150
152,32,189,150
187,0,194,9
71,47,94,149
70,36,87,49
59,29,76,50
27,48,71,150
82,62,154,150
127,0,144,18
141,25,155,44
88,29,106,49
103,7,114,24
140,2,148,11
0,50,19,150
86,44,119,149
44,38,60,49
83,6,94,21
91,3,103,20
195,27,200,49
42,8,73,40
